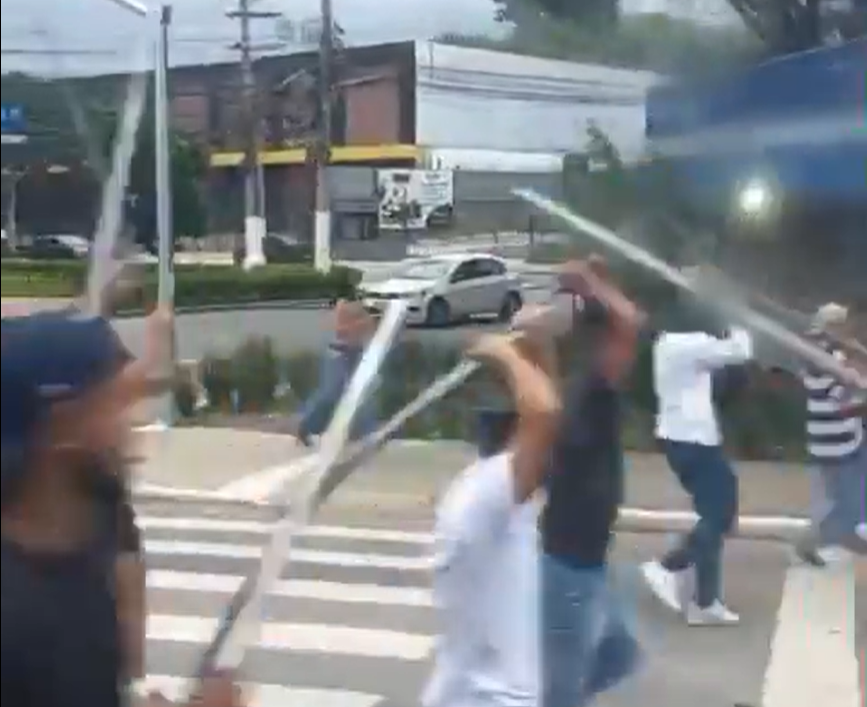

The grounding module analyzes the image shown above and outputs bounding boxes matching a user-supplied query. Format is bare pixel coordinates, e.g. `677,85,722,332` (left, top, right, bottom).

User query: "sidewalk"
133,427,813,518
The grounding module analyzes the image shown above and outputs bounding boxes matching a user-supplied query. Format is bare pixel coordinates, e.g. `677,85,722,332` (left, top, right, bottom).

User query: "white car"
358,253,524,327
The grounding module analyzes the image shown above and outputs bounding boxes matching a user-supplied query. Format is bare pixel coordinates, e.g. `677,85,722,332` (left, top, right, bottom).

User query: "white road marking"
142,674,382,707
138,515,434,544
146,614,433,660
144,539,433,570
762,561,860,707
146,569,432,606
216,456,316,502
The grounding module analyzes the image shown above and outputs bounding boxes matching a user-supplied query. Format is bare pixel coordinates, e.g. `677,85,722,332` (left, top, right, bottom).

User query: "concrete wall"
414,41,660,163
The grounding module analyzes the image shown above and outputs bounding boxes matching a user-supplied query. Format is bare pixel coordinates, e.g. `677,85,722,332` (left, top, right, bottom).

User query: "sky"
0,0,737,75
0,0,501,74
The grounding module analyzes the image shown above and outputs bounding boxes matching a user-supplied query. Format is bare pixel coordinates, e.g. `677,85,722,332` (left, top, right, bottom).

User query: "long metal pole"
313,0,334,272
238,0,266,269
155,4,176,426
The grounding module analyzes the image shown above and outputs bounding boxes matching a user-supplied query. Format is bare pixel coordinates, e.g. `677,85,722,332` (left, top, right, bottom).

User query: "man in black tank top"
540,258,645,707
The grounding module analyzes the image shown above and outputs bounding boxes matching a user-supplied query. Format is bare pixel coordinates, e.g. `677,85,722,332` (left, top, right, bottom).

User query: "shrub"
0,259,360,306
185,333,807,460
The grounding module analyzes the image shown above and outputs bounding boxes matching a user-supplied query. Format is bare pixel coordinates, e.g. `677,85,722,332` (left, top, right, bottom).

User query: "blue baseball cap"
1,310,128,450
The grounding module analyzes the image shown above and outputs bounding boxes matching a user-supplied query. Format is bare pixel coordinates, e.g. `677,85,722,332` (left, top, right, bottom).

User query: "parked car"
27,234,90,259
357,253,524,327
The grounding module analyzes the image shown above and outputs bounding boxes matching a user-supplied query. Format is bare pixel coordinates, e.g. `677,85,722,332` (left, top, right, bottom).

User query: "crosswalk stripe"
144,539,433,570
147,614,434,660
147,569,433,607
142,674,383,707
138,516,434,544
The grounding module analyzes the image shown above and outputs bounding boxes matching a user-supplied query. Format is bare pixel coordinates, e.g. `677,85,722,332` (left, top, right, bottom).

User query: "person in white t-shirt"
422,309,562,707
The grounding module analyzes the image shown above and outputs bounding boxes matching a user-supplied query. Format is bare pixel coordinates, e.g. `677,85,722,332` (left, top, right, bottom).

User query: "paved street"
1,269,556,360
134,499,862,707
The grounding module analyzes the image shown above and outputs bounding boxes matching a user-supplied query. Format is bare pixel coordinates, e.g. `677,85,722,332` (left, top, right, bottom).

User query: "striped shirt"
802,333,864,462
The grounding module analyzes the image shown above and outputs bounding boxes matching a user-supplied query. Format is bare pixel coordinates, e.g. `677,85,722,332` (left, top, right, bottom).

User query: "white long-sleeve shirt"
654,328,754,446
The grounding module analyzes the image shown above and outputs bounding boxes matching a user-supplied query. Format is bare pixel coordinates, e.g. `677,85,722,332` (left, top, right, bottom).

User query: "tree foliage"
0,71,207,244
493,0,618,28
439,12,761,74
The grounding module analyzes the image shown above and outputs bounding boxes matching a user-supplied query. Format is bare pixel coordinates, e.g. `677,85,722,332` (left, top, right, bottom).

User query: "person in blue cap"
0,308,244,707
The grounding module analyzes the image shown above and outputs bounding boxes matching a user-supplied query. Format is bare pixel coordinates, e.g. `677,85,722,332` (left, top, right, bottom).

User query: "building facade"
192,40,658,237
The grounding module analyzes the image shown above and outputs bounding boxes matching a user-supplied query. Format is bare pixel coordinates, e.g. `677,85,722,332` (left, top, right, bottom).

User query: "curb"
131,486,809,541
115,299,334,318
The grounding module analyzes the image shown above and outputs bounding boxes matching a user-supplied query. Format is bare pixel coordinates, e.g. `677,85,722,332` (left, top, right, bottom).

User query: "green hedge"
0,259,360,307
177,335,807,461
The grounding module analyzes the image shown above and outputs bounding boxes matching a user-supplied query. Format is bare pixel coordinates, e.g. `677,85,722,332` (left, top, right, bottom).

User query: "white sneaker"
816,545,853,565
686,600,740,626
640,560,686,613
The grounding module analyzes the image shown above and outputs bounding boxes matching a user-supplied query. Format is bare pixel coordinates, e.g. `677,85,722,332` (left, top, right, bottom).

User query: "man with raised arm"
641,288,754,626
422,306,563,707
1,309,244,707
540,258,646,707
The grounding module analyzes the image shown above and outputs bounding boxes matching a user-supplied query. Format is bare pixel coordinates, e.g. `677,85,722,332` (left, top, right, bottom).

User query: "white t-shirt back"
654,328,753,446
422,452,540,707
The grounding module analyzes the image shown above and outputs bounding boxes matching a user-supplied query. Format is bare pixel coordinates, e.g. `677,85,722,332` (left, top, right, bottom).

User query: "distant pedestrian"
292,300,378,446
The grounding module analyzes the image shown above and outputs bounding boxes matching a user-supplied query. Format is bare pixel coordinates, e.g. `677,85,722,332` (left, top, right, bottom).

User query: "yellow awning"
209,143,420,168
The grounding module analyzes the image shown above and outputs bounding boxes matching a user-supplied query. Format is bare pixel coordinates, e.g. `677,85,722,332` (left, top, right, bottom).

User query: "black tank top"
540,372,624,567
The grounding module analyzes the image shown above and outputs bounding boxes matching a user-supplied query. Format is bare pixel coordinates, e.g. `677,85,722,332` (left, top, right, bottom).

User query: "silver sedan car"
358,253,525,327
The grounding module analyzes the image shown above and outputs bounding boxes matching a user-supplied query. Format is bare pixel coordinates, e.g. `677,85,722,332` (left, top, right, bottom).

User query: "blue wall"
644,39,866,204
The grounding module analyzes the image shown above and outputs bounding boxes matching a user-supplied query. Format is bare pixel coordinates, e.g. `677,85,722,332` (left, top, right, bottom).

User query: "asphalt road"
134,498,844,707
2,270,557,361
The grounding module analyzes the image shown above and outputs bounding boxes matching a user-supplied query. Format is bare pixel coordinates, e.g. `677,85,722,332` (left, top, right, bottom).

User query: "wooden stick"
189,300,408,684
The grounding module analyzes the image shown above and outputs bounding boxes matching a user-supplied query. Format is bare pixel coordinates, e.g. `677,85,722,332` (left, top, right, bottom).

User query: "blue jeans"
811,443,866,547
542,554,642,707
660,441,738,608
296,346,378,441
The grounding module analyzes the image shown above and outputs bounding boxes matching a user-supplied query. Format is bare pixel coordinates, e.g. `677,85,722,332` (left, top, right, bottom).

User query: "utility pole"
227,0,280,269
155,4,176,427
313,0,334,272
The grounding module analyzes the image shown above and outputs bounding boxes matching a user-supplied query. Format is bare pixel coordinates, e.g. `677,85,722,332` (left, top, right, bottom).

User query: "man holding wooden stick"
540,258,646,707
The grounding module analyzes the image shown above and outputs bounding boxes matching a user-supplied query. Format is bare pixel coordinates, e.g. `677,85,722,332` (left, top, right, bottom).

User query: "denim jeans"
542,554,642,707
660,441,738,608
296,344,378,441
810,442,866,548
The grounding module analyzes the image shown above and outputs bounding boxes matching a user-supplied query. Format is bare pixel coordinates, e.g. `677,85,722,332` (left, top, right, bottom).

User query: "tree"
437,13,761,74
493,0,619,28
0,71,207,244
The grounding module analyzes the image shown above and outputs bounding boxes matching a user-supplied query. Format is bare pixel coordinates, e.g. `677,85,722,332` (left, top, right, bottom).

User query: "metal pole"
238,0,265,269
313,0,334,272
155,4,176,426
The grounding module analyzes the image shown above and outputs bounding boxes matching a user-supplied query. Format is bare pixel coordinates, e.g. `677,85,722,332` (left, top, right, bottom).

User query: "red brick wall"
344,74,401,145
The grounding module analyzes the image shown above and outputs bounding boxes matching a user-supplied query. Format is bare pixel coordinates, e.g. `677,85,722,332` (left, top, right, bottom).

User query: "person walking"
422,308,562,707
795,303,866,565
292,300,378,447
640,298,754,626
0,309,243,707
540,258,646,707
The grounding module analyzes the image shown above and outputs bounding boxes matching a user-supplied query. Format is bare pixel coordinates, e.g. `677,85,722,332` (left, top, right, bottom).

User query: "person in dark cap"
0,309,243,707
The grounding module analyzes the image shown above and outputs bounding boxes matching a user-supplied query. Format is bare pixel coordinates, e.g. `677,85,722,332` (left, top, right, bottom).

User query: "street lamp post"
154,4,176,427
